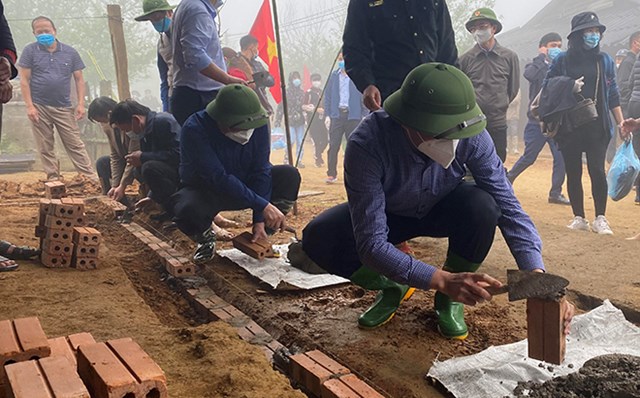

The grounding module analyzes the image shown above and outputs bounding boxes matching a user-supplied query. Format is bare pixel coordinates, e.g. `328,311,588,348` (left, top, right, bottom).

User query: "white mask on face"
473,28,493,45
312,81,322,89
226,129,254,145
416,136,459,169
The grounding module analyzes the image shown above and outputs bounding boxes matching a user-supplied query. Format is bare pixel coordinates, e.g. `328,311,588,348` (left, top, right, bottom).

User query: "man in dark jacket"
110,100,181,213
507,33,569,205
618,32,640,113
324,53,367,184
342,0,458,111
0,0,17,142
239,34,275,115
303,73,328,168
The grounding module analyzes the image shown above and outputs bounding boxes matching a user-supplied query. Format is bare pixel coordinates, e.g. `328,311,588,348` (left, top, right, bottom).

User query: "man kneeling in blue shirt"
299,64,574,339
172,85,301,263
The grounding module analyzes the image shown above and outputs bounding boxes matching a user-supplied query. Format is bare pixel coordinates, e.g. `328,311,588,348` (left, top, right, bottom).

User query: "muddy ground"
1,148,639,398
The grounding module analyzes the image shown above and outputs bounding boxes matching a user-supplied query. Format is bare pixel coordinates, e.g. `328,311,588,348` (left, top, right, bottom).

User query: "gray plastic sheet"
427,300,640,397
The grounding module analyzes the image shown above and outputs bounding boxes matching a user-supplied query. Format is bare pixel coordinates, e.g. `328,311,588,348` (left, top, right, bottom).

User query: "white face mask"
416,136,459,169
473,28,493,45
312,81,322,89
226,129,254,145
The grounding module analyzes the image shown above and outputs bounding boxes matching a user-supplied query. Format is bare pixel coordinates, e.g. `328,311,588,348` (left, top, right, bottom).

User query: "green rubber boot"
434,252,480,340
350,266,415,329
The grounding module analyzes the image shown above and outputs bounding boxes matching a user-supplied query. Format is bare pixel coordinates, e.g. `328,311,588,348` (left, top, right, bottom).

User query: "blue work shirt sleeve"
158,52,169,112
243,127,272,223
179,10,215,71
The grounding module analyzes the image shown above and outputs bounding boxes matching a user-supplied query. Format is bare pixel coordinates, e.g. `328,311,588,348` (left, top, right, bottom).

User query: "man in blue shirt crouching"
299,64,574,339
172,85,301,263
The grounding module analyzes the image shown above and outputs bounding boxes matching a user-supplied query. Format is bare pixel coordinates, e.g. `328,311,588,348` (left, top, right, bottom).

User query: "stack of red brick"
35,197,102,270
0,317,167,398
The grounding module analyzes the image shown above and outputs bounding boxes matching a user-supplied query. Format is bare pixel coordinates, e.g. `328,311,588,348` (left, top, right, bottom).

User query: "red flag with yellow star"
250,0,282,103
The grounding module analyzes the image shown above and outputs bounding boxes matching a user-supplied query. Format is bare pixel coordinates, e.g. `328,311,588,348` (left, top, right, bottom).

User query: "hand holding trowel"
485,270,569,301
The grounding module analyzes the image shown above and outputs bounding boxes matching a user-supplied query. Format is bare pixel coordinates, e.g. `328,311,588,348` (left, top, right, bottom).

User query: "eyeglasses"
228,114,270,129
433,114,487,139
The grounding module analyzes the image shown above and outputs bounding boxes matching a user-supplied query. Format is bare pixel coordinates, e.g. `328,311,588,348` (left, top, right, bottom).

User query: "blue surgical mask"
36,34,55,47
337,60,345,70
152,17,171,33
292,78,301,87
547,47,562,61
584,32,600,49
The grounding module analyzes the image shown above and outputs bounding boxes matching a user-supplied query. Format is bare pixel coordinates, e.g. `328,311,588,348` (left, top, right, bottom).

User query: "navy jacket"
139,111,181,168
0,0,17,79
324,70,367,120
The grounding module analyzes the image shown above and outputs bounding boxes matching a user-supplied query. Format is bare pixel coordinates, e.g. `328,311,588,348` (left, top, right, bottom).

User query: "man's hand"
125,151,143,168
0,81,12,104
363,85,382,111
0,57,11,82
262,203,286,232
75,104,85,120
430,269,503,306
561,299,575,336
620,118,640,138
251,222,269,243
27,105,40,123
573,76,585,93
224,74,248,86
108,185,126,201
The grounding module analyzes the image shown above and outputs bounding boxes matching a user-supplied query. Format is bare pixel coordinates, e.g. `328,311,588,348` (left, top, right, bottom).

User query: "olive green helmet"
135,0,175,22
466,7,502,34
206,85,269,130
383,63,486,140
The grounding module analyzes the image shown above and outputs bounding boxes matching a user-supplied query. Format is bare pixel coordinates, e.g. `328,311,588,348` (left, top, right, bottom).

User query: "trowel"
485,270,569,301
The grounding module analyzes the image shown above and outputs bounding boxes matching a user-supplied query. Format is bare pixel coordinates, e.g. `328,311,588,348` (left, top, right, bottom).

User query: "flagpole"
270,0,294,169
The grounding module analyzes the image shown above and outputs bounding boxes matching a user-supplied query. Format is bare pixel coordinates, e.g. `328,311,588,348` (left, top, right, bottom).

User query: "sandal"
211,223,234,242
0,255,18,272
0,241,40,260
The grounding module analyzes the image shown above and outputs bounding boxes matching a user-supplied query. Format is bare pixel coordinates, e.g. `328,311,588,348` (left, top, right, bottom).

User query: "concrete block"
4,356,90,398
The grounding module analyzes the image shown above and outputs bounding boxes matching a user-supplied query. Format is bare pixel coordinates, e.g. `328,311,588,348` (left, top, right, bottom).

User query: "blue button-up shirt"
171,0,226,92
18,41,85,108
339,72,350,109
344,111,544,290
179,110,271,223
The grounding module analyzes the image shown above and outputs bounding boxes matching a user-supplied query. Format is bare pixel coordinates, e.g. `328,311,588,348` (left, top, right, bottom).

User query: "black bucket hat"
568,11,606,39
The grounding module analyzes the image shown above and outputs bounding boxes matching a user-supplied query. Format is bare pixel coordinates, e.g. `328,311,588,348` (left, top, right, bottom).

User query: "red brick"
39,198,54,215
236,326,255,341
73,244,99,258
165,258,195,278
322,378,360,398
290,353,333,397
44,229,73,242
211,308,234,321
48,332,97,368
42,240,74,257
232,232,273,259
338,374,384,398
72,227,101,246
45,215,75,230
51,200,84,219
71,257,98,271
44,181,66,199
306,350,350,377
41,253,71,268
5,356,90,398
77,338,167,398
0,317,51,386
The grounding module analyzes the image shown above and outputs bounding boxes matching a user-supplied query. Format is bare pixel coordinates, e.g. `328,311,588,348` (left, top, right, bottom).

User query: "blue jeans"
284,124,305,165
507,120,566,197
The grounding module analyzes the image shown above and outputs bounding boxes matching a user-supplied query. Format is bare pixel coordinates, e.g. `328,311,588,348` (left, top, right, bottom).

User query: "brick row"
77,338,167,398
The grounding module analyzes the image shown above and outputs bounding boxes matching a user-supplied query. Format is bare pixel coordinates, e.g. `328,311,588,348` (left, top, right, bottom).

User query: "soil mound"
513,354,640,398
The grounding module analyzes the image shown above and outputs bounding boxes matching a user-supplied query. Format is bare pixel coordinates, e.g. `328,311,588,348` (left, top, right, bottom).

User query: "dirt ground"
1,146,639,398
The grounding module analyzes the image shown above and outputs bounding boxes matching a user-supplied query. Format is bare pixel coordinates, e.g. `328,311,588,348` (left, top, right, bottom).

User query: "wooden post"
526,297,567,365
107,5,131,101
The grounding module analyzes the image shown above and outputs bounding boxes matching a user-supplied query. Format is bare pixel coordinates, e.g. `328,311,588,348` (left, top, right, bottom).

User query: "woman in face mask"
544,12,625,235
275,71,306,167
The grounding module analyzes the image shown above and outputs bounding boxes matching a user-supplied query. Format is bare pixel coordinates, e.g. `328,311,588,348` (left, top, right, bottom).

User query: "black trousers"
327,111,360,178
309,119,328,162
170,86,219,126
559,119,610,218
171,165,301,237
625,100,640,198
486,122,508,163
301,183,501,279
137,160,179,212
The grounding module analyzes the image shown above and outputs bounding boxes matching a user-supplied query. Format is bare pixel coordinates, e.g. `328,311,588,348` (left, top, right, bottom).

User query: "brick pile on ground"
0,316,167,398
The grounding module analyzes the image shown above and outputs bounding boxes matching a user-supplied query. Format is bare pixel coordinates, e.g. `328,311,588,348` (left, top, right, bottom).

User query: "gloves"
573,76,585,93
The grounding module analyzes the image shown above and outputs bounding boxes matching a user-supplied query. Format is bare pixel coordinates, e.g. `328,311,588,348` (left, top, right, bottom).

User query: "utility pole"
107,4,131,101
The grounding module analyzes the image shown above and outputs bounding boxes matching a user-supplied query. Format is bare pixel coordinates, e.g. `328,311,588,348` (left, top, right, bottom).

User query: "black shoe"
548,194,570,205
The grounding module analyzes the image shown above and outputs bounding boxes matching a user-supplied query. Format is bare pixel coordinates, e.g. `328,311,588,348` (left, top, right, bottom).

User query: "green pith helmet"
135,0,175,22
466,7,502,34
383,63,487,140
206,85,269,130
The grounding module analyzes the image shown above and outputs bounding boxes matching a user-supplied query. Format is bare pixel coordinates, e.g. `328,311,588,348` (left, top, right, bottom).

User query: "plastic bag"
607,140,640,201
271,127,286,150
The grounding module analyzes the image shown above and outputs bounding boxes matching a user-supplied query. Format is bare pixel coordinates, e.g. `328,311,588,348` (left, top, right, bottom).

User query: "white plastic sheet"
218,244,349,290
427,300,640,398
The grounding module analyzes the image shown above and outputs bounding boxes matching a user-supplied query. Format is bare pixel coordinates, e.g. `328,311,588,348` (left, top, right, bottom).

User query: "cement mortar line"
129,215,393,398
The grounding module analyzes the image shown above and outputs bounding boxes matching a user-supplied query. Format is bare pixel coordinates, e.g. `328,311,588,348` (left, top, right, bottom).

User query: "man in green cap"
135,0,175,113
459,7,520,163
171,84,301,262
297,63,574,339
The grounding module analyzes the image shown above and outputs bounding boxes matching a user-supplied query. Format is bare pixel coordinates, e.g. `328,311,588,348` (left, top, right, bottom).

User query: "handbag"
567,61,599,128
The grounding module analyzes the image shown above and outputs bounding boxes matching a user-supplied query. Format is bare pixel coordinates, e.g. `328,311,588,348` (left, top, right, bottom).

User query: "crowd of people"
4,0,640,341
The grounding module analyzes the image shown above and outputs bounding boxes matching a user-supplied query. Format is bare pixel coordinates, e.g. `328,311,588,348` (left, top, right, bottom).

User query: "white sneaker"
567,216,590,231
591,215,613,235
